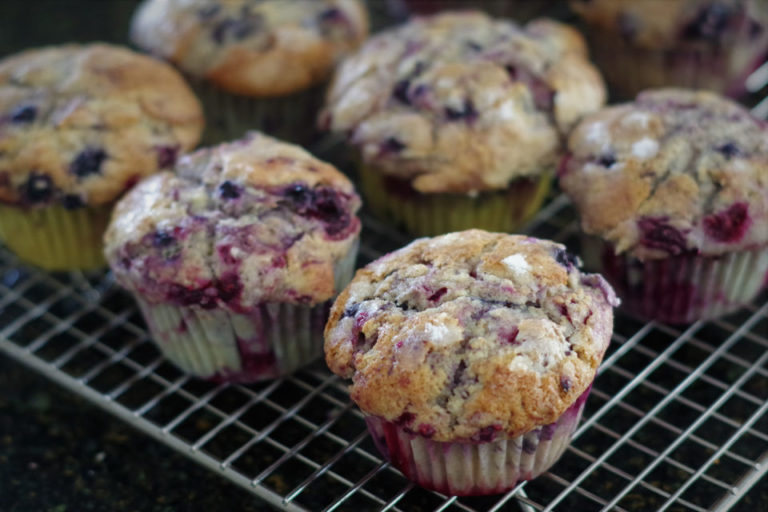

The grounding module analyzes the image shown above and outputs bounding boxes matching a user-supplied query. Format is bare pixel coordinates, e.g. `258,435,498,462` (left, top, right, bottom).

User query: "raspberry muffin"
131,0,369,144
320,11,606,237
325,230,618,495
105,132,361,382
570,0,768,98
560,89,768,324
0,43,203,270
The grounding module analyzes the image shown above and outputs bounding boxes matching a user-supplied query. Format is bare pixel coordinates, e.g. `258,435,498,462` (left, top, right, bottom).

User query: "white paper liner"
364,388,589,496
583,237,768,324
134,236,358,381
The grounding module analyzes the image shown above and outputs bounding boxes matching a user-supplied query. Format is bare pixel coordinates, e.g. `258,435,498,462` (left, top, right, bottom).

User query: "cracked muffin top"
319,11,606,194
130,0,369,97
0,44,203,208
560,89,768,260
104,132,361,310
325,230,618,441
570,0,768,50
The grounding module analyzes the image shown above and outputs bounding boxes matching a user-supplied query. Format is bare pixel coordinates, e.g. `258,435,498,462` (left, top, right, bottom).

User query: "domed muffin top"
0,44,203,208
325,230,618,441
560,89,768,259
131,0,369,96
105,132,361,310
320,11,606,194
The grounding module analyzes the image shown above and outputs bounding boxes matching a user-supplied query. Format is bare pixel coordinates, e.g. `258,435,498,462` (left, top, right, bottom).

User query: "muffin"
320,11,606,237
130,0,369,144
570,0,768,98
389,0,568,22
559,89,768,324
105,132,362,382
0,43,203,271
325,230,618,495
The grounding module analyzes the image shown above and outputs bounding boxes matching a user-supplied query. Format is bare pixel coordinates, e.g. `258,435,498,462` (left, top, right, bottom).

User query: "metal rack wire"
1,62,767,512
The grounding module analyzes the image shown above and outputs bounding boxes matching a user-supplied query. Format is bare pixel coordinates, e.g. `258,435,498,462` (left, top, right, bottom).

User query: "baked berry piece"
325,230,618,495
105,132,361,382
0,44,203,270
560,88,768,324
319,11,605,236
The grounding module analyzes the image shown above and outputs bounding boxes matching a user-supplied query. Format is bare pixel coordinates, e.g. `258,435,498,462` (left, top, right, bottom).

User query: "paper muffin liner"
134,237,358,382
359,163,551,237
0,203,111,270
364,386,591,496
582,236,768,324
191,79,325,145
584,32,768,99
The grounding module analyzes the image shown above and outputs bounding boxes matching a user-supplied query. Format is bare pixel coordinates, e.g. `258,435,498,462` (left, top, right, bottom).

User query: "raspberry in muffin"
325,230,618,495
105,132,362,382
0,43,203,270
570,0,768,98
320,11,606,236
131,0,369,144
560,88,768,324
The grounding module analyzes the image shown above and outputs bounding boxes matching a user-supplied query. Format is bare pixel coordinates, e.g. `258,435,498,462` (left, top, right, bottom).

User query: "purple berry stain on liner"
703,202,750,243
70,148,107,178
638,217,688,255
471,425,502,443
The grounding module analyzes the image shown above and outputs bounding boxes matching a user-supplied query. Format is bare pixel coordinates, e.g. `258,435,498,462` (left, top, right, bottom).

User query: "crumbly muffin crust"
131,0,369,97
570,0,768,50
320,12,606,194
0,44,203,208
560,89,768,260
105,132,361,309
325,230,617,441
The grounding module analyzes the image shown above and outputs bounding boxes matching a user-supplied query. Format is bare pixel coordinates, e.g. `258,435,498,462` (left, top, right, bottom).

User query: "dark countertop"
0,353,274,512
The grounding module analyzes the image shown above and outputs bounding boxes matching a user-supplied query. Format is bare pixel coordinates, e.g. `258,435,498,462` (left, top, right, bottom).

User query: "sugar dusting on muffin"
560,88,768,259
320,12,606,194
325,230,618,442
104,132,361,310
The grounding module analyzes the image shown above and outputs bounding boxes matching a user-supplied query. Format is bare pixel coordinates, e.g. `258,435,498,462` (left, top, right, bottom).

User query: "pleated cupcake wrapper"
190,79,324,145
135,237,359,382
364,387,590,496
586,32,766,99
583,236,768,324
0,203,111,270
359,163,551,237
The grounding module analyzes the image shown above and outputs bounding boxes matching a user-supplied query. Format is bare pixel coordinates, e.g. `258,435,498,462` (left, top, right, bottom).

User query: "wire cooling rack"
2,61,768,512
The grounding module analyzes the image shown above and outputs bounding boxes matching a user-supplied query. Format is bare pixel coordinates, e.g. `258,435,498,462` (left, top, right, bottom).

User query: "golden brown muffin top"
325,230,618,441
560,89,768,260
320,11,606,194
0,43,204,208
105,132,361,309
131,0,369,96
570,0,768,50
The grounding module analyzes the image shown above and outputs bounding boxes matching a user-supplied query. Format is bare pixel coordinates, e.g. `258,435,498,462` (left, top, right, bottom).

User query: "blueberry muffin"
0,43,203,270
131,0,369,144
560,88,768,324
570,0,768,98
325,230,618,495
105,132,362,382
390,0,568,22
320,11,606,237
